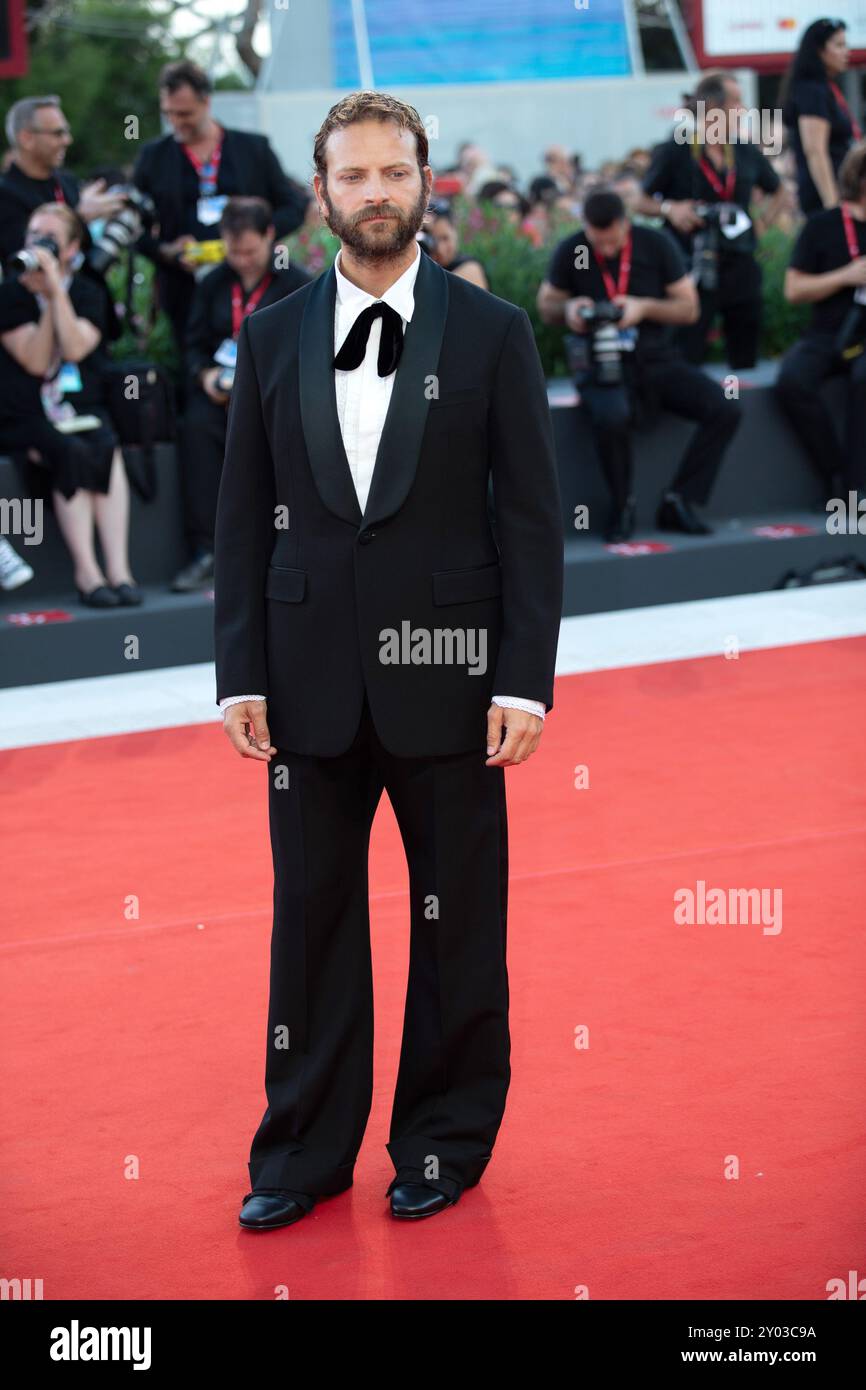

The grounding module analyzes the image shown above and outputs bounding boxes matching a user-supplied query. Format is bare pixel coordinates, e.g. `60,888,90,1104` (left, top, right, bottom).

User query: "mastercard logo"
777,18,797,29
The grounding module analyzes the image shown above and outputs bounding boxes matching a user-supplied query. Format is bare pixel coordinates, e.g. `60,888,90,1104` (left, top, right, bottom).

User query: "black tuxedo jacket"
213,248,564,758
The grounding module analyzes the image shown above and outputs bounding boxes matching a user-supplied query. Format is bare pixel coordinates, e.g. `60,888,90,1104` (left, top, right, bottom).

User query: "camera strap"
231,274,274,337
592,229,632,301
829,82,863,142
840,202,862,262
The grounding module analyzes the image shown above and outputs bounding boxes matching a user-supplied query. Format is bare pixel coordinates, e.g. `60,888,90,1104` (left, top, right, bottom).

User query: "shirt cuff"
219,694,266,714
492,695,546,720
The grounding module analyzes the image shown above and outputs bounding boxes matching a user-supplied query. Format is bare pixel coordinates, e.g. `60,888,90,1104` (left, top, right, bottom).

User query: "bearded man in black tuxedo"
213,92,564,1230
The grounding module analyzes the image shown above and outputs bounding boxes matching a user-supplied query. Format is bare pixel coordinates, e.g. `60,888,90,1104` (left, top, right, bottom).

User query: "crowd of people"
0,15,864,591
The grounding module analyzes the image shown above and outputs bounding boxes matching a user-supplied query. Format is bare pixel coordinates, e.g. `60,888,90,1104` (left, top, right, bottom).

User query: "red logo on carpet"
5,609,75,625
605,541,673,556
752,524,817,538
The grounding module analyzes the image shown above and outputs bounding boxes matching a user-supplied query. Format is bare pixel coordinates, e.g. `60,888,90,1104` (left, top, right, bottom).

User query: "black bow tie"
333,300,404,377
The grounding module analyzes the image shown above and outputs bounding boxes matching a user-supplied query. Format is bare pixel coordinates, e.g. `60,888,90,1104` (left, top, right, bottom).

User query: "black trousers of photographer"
678,253,764,370
775,332,866,493
576,356,742,510
179,387,229,557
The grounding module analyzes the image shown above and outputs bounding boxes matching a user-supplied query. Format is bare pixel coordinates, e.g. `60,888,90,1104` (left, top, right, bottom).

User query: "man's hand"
223,699,277,761
839,256,866,288
201,366,231,405
665,199,705,234
612,293,646,329
485,704,544,766
77,179,127,224
159,235,197,271
564,296,595,332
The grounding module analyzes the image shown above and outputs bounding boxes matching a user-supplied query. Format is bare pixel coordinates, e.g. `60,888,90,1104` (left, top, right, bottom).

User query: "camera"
578,300,626,386
835,285,866,362
182,240,225,267
86,186,156,275
8,234,60,274
691,202,741,293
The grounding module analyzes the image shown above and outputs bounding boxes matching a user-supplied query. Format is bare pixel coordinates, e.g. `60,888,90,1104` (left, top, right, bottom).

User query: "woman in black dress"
781,18,860,216
0,201,141,605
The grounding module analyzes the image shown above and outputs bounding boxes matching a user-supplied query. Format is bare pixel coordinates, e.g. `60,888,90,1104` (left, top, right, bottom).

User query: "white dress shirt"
220,242,545,723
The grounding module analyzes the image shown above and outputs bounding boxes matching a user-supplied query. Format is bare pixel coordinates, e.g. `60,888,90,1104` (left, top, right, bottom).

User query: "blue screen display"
331,0,631,85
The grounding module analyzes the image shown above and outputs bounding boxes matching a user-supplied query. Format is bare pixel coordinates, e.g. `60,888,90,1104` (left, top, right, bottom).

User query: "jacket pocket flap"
432,561,502,605
265,565,307,602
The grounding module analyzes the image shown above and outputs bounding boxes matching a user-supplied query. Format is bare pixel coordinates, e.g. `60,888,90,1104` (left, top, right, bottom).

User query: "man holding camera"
0,96,126,271
775,141,866,501
635,71,784,369
538,188,742,543
171,197,311,593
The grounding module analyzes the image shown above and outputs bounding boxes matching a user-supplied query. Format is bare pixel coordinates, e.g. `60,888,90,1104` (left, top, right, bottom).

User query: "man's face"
585,218,629,260
160,83,211,143
224,228,273,280
20,105,72,170
27,211,75,268
314,118,431,263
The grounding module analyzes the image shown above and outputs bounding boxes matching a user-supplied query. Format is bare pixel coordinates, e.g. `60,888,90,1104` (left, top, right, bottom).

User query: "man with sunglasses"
0,96,125,270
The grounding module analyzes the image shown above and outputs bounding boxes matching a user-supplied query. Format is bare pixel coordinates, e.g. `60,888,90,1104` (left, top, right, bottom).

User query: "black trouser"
179,387,228,555
678,252,764,369
247,689,510,1202
774,332,866,493
577,355,742,510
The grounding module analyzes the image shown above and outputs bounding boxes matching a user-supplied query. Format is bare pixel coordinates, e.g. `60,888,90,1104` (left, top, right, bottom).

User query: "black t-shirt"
0,162,80,269
546,222,688,361
788,206,866,335
641,136,780,255
785,77,855,215
183,259,312,380
0,272,111,420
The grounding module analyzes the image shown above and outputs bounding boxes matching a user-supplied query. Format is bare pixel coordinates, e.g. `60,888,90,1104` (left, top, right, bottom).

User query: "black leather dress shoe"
604,495,637,543
77,583,120,607
171,552,214,593
388,1182,459,1219
238,1189,313,1230
656,491,713,535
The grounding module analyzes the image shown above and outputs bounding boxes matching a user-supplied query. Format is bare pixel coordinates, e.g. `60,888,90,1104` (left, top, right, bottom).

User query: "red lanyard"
231,275,273,338
829,81,863,141
53,180,65,204
592,229,632,300
840,203,862,261
699,154,736,202
184,128,223,193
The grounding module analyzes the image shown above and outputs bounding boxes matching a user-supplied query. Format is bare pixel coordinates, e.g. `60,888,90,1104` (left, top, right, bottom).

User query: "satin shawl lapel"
298,249,450,528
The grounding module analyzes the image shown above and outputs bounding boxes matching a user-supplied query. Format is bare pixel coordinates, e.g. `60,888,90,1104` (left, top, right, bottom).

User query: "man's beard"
321,182,429,263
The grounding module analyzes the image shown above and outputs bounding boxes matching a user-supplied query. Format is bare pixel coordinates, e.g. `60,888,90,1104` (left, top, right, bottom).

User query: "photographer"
0,203,140,606
538,188,742,543
775,141,866,500
635,71,784,369
171,197,311,593
0,96,126,270
132,60,309,349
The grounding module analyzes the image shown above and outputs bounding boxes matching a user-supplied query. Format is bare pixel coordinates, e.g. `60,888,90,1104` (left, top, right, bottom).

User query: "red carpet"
2,637,865,1300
